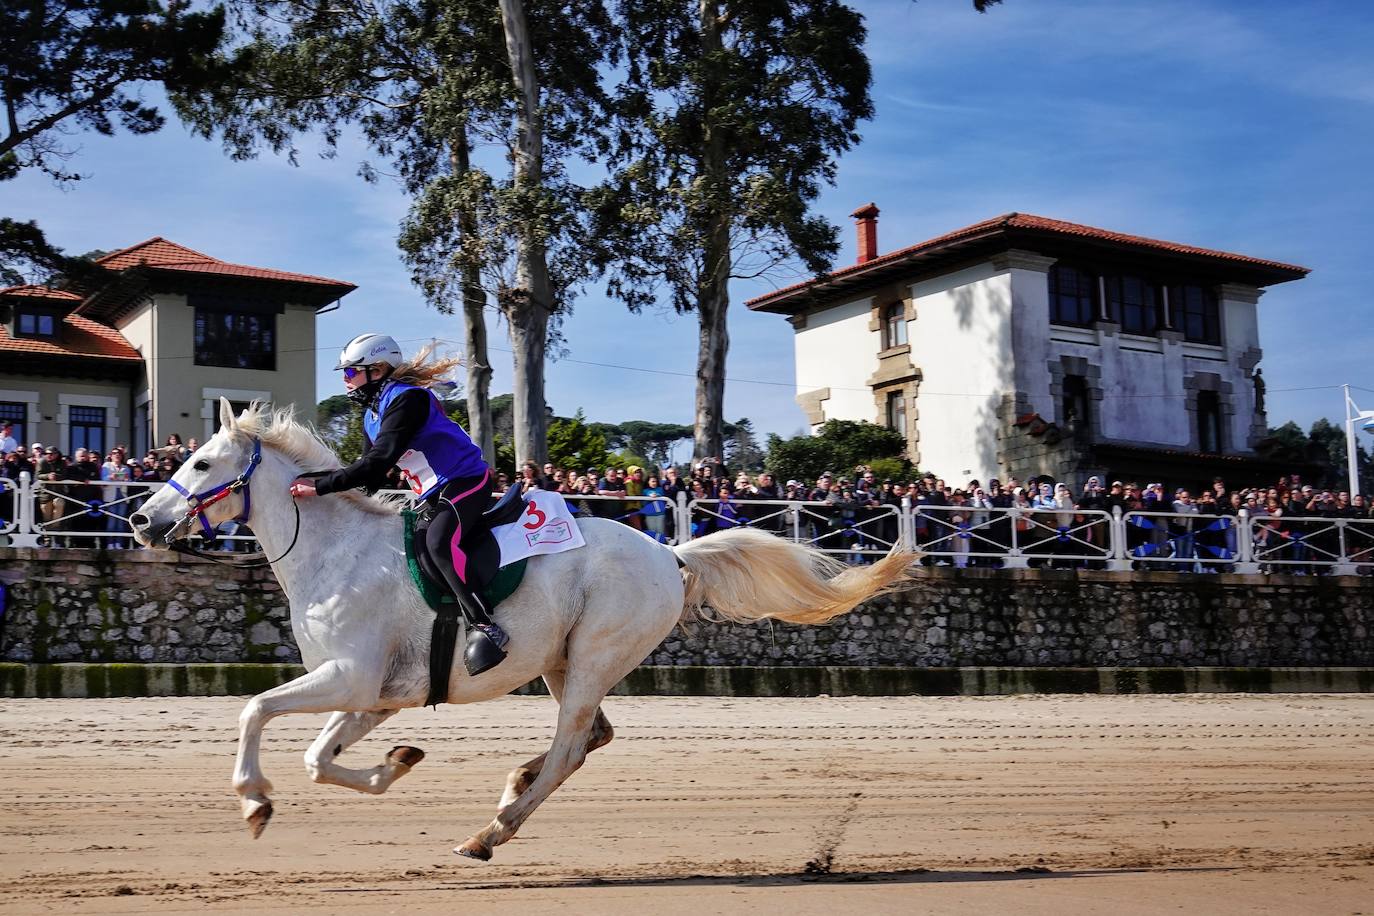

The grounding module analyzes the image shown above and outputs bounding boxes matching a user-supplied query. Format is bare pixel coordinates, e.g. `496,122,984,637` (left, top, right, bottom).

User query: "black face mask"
346,371,389,408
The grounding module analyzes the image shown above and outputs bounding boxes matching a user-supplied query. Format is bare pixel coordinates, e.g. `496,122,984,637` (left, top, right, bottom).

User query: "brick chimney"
851,203,880,264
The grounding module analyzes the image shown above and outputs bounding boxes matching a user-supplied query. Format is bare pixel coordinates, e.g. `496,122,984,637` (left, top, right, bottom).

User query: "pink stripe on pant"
447,469,491,584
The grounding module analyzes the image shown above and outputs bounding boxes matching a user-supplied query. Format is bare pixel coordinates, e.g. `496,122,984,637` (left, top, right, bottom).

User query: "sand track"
1,694,1372,914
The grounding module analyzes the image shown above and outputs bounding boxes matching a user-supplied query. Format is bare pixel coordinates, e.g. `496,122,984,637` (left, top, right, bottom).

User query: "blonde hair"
384,342,464,389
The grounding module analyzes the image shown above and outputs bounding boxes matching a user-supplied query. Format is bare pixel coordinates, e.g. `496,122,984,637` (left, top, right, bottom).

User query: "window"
1105,275,1161,335
1197,390,1222,453
1171,284,1220,345
15,309,57,339
880,302,907,349
194,309,276,370
69,405,105,456
1062,374,1090,429
1047,265,1098,326
0,401,26,444
886,391,907,437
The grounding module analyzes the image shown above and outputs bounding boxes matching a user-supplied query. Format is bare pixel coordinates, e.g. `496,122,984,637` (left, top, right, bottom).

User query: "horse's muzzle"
129,513,178,548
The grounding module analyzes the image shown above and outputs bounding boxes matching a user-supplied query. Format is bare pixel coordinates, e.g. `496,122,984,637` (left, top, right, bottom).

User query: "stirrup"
464,623,509,677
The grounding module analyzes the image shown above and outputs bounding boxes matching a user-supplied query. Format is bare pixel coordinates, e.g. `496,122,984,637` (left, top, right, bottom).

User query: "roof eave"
748,225,1310,315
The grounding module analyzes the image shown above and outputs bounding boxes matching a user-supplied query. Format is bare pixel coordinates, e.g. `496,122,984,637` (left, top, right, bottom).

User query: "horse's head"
130,398,261,548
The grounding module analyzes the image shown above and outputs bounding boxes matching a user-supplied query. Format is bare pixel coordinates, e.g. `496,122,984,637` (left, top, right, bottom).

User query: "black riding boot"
451,581,509,676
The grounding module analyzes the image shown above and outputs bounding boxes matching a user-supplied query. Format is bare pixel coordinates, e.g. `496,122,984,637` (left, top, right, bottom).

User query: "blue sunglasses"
342,366,369,380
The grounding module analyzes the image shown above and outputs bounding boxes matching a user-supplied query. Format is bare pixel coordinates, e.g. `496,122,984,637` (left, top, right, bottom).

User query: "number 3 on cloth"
523,501,547,530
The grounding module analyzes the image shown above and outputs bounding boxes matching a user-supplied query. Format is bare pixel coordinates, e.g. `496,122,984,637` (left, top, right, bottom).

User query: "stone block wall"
2,549,1371,667
0,549,296,663
651,568,1373,667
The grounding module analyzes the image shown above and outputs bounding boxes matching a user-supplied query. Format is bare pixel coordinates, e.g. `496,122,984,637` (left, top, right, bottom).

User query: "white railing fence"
2,473,1372,575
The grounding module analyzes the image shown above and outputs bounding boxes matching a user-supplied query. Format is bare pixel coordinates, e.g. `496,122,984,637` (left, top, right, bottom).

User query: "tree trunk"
451,136,494,464
498,0,551,466
694,0,729,462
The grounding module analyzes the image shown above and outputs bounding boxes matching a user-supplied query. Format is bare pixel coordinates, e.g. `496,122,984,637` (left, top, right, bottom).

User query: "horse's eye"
194,460,210,472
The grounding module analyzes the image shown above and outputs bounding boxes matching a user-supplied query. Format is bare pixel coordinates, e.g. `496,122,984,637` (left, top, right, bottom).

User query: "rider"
288,333,509,676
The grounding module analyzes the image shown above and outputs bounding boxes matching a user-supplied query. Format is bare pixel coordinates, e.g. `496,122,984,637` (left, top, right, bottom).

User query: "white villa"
747,206,1309,487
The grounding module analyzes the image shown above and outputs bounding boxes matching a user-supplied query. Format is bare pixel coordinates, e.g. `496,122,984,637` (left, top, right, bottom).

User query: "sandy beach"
1,693,1371,914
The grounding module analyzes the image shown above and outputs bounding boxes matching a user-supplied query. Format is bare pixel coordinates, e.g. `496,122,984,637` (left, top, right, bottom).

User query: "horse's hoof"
387,745,425,769
244,799,273,839
454,837,492,861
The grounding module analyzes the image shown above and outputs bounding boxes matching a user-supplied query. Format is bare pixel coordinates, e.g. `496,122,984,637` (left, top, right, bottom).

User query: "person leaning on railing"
0,448,32,531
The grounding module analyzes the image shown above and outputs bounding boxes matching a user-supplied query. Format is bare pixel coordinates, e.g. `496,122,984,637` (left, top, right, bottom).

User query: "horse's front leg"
303,709,426,794
233,660,379,837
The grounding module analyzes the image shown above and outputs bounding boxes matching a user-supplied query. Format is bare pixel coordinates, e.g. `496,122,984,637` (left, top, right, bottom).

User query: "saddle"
402,484,528,613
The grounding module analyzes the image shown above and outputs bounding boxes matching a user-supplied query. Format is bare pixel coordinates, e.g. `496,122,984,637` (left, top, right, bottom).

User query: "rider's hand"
289,478,318,499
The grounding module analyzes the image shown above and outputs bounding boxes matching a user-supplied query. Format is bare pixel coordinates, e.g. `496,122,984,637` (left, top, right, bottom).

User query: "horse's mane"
232,403,404,517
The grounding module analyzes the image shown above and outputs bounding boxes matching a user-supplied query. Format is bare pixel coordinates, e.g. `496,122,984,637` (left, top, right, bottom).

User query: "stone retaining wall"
2,548,1372,667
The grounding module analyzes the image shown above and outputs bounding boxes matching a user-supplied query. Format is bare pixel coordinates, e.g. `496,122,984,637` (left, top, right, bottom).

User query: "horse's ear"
219,397,236,432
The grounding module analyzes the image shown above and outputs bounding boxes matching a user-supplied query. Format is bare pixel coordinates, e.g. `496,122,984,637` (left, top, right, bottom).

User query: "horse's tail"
671,528,916,626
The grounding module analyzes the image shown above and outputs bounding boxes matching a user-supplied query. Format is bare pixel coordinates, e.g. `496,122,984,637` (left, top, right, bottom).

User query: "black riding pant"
415,470,493,600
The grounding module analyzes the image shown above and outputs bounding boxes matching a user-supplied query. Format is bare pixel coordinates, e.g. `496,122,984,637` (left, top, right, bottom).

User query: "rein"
168,499,301,569
162,437,318,569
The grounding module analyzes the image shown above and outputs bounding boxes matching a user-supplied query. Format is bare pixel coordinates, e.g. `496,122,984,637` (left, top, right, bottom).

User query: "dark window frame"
886,390,907,437
1105,275,1161,336
194,308,277,370
1171,284,1221,345
0,401,26,445
1196,389,1223,453
1047,265,1098,327
14,307,59,340
880,302,907,350
1062,374,1091,429
68,405,106,456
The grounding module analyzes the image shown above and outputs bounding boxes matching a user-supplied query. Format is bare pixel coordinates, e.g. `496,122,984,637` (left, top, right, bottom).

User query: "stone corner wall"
1,547,297,663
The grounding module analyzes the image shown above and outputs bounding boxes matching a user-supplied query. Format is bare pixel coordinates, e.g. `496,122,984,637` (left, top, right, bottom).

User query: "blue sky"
9,0,1374,464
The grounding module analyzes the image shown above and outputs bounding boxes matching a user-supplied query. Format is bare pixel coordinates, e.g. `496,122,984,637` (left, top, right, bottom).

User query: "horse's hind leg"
459,672,608,860
303,710,422,794
499,671,614,808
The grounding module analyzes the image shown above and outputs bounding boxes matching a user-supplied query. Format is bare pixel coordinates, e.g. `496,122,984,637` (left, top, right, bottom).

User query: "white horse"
130,399,912,861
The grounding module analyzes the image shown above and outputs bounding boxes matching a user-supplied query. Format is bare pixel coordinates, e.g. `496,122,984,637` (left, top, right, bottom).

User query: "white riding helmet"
335,333,403,370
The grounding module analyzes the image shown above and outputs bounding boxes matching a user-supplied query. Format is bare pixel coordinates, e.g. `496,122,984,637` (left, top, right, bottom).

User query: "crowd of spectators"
4,416,1373,573
504,457,1374,573
0,428,205,547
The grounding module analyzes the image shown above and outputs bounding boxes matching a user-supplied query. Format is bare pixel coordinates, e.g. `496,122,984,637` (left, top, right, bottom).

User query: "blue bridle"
165,437,262,544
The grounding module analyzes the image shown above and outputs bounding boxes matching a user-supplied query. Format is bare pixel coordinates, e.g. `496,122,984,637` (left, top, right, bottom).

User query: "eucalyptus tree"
590,0,873,462
178,0,611,465
594,0,999,461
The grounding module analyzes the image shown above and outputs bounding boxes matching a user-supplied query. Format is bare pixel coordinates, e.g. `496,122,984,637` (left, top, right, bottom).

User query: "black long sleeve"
315,389,430,495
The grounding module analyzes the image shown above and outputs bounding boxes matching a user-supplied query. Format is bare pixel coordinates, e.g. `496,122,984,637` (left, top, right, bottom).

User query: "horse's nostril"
130,513,149,529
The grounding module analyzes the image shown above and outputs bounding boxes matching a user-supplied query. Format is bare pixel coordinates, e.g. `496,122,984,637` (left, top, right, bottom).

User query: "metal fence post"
10,471,41,548
1001,507,1029,569
675,490,691,544
1232,508,1260,574
1106,504,1133,571
899,496,913,551
1332,519,1358,576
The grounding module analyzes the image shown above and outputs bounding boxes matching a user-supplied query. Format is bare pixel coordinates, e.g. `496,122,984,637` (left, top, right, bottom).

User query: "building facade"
748,208,1308,487
1,238,354,456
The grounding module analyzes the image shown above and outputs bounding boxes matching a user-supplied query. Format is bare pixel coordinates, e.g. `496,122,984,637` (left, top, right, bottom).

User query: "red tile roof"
95,236,355,289
0,314,142,361
747,212,1310,311
0,285,83,302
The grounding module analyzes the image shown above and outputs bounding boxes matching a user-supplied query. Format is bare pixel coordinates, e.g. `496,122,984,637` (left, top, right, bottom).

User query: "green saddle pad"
402,509,527,613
